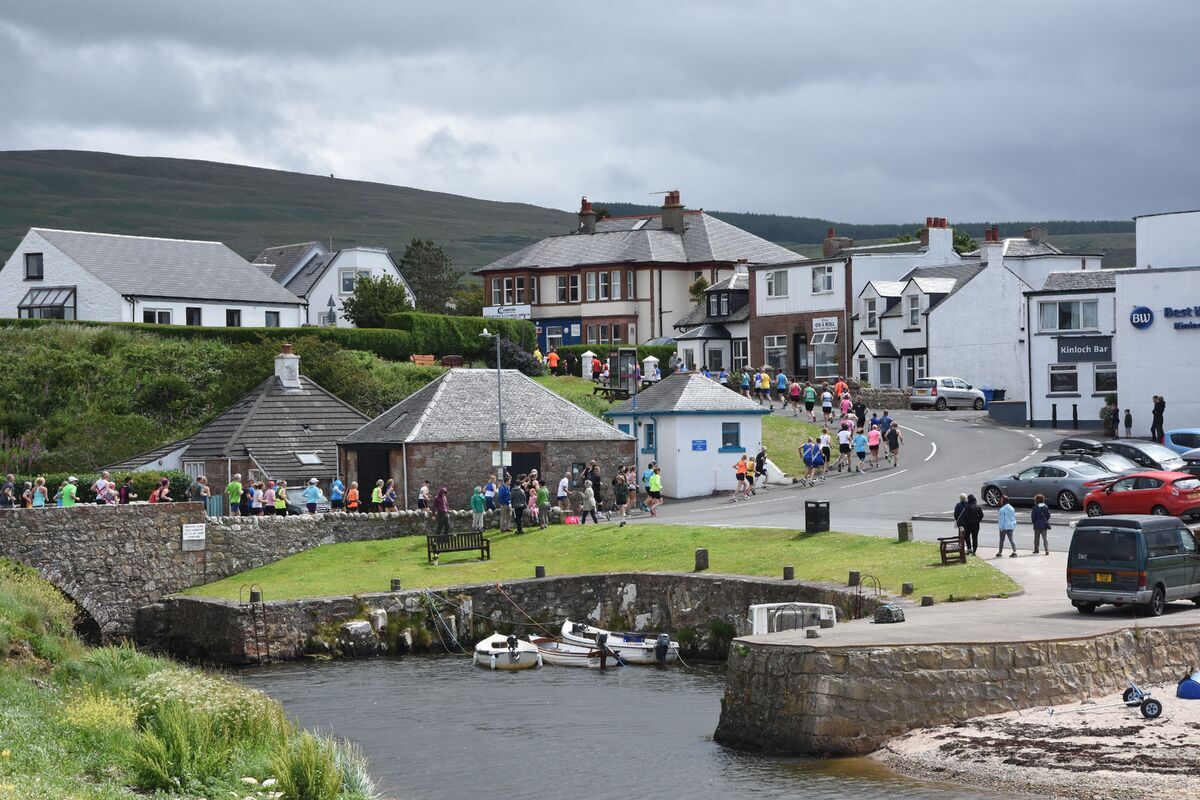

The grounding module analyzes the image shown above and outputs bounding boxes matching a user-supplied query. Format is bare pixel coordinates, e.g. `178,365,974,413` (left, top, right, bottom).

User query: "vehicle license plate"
917,389,929,395
1096,573,1113,583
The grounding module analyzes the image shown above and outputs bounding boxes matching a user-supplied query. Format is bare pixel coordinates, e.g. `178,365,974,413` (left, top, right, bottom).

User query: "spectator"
996,495,1017,558
433,486,451,536
330,474,346,512
497,476,512,532
961,494,984,555
418,481,432,515
580,479,599,524
1031,494,1052,555
511,479,527,533
557,471,570,512
119,476,137,505
953,493,969,543
537,479,551,530
470,486,486,532
226,473,243,516
484,474,497,512
1123,408,1133,438
1151,395,1166,444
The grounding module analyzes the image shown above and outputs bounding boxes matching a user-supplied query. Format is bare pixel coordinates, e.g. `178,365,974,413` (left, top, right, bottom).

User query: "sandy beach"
876,682,1200,800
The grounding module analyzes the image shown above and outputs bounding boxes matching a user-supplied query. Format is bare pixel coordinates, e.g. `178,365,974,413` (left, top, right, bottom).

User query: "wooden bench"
938,535,967,565
409,354,437,367
440,355,464,368
427,531,491,563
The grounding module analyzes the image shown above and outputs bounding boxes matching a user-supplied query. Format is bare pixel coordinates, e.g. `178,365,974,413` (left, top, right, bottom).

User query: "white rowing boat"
474,632,542,670
560,620,679,665
527,635,622,669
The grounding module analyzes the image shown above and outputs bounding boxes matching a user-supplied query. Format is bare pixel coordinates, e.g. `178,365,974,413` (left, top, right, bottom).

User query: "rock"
337,620,382,658
367,608,388,633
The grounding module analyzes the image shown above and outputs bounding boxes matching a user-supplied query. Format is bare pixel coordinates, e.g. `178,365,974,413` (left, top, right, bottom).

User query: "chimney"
578,196,597,235
982,232,1004,266
661,189,685,233
275,343,301,390
991,224,999,241
822,227,852,258
926,216,953,254
1025,226,1047,244
919,218,931,247
735,257,749,274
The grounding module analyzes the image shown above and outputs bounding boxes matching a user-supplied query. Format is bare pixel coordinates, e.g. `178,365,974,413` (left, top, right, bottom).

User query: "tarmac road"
637,407,1087,555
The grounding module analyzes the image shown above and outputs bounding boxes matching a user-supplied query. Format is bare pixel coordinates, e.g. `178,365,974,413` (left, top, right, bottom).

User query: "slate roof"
605,372,770,416
34,228,304,305
707,272,749,292
478,211,798,272
282,252,336,298
341,369,634,444
840,240,926,255
1038,269,1122,292
855,338,901,359
105,374,369,481
962,237,1064,258
865,281,907,297
252,241,324,282
675,323,733,341
104,436,197,472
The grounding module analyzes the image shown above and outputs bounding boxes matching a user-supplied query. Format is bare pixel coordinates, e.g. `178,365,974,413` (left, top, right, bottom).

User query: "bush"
385,312,536,355
483,337,544,376
126,702,231,791
271,731,344,800
0,557,81,661
134,668,286,745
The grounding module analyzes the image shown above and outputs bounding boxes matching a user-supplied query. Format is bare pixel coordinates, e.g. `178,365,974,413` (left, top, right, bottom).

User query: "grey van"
1067,515,1200,616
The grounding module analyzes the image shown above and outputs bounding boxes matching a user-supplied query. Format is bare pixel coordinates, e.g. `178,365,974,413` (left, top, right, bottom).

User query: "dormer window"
864,298,877,330
907,295,921,327
720,293,729,316
708,294,719,316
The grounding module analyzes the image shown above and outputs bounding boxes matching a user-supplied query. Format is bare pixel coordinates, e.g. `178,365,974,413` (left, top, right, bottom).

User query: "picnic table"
592,385,631,401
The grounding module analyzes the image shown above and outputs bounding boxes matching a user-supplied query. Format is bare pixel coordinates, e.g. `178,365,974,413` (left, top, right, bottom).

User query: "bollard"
695,548,709,572
783,565,795,581
897,522,913,542
1072,403,1079,430
921,595,934,607
390,578,402,592
806,629,819,639
535,565,546,579
902,582,914,595
848,570,861,587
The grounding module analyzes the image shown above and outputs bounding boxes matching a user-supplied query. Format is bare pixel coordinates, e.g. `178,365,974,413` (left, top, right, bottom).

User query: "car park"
1163,429,1200,455
1067,515,1200,616
909,376,986,410
981,461,1115,511
1044,451,1142,475
1102,440,1186,472
1083,471,1200,519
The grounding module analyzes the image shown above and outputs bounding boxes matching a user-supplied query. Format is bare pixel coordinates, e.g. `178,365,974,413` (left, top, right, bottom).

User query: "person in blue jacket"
1031,494,1052,555
996,495,1017,558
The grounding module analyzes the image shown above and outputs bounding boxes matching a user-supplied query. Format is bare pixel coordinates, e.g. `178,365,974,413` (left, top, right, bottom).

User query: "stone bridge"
0,503,484,640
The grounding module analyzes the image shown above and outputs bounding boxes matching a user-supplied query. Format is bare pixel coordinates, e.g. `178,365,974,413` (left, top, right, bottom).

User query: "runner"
885,422,904,467
740,370,752,398
745,453,757,495
840,391,852,420
788,378,801,416
818,428,832,472
833,376,848,401
731,454,748,502
799,437,816,486
754,446,769,493
836,425,853,472
821,386,834,423
750,368,762,405
775,370,789,410
647,467,663,516
810,441,827,482
878,410,894,459
803,383,818,422
853,428,869,473
758,369,773,410
867,424,882,468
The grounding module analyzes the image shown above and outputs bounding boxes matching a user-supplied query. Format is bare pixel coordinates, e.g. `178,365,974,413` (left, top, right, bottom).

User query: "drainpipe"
401,443,409,510
658,269,664,339
1026,299,1034,427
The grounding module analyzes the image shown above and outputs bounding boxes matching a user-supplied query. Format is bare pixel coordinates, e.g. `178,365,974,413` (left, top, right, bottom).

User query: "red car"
1083,471,1200,519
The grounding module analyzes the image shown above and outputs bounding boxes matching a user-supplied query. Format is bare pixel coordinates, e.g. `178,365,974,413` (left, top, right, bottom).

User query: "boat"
560,620,679,665
747,602,837,636
527,635,622,669
473,633,542,670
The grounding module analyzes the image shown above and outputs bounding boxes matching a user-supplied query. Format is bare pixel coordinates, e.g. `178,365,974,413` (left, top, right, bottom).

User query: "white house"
0,228,306,327
252,241,416,327
1023,270,1122,428
604,372,769,498
828,217,964,300
672,270,750,372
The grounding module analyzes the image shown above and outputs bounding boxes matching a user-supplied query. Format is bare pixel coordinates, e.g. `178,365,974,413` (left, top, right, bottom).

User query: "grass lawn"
184,525,1019,603
762,415,826,476
533,374,617,418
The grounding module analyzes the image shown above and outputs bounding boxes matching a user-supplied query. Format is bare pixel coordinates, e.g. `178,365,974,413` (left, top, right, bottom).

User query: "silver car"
909,376,986,410
981,461,1116,512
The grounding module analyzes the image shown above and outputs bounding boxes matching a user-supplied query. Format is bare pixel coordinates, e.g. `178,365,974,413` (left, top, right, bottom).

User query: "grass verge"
762,415,826,476
185,525,1019,603
532,374,618,418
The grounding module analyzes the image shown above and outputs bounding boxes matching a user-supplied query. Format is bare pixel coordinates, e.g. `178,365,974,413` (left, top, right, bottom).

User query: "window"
612,324,622,343
295,452,322,466
907,295,921,327
515,277,526,304
571,462,587,488
707,348,724,370
503,277,515,304
878,361,894,386
1049,363,1078,393
720,293,729,315
811,331,838,379
864,298,878,330
183,461,204,480
586,325,597,344
557,276,568,303
226,309,241,327
811,264,834,294
627,271,635,299
546,326,563,350
586,272,597,301
857,355,869,383
643,422,656,451
569,275,580,303
599,271,610,300
264,311,281,328
1094,362,1117,393
721,422,741,450
17,286,76,319
530,276,538,304
1039,300,1099,331
765,270,788,298
764,334,788,371
693,271,703,282
24,253,43,280
708,295,719,316
142,309,171,325
492,278,502,306
627,323,637,343
185,307,202,326
340,270,371,294
611,271,621,300
599,324,610,344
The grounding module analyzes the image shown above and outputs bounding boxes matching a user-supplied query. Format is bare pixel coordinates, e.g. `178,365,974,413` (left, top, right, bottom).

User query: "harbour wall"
714,623,1200,756
134,572,883,664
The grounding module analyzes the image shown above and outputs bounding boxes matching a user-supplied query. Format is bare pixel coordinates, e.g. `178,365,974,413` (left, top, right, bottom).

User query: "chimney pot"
580,196,593,213
827,227,835,239
281,343,293,355
578,194,598,234
939,217,947,228
926,216,933,228
661,189,685,232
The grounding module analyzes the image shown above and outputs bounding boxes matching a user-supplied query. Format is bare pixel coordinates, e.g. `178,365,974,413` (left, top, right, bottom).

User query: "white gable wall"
655,414,765,498
1136,211,1200,270
309,248,415,327
0,229,124,321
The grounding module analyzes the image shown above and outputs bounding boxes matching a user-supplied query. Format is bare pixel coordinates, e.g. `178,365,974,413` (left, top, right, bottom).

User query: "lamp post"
479,328,505,481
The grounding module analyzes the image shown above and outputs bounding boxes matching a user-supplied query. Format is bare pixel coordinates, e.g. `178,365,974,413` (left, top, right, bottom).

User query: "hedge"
9,470,193,505
384,312,537,356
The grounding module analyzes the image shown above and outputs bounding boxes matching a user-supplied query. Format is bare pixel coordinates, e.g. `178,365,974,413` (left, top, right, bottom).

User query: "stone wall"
135,571,881,665
714,624,1200,757
0,503,494,639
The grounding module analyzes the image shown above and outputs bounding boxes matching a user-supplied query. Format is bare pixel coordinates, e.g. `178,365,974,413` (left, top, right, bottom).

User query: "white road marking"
845,469,908,488
1019,454,1031,462
901,425,926,437
688,496,791,513
924,442,938,462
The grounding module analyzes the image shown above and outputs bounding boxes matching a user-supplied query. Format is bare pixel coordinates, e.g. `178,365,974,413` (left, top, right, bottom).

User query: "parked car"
1066,515,1200,616
981,461,1116,511
1102,440,1187,472
1183,447,1200,463
1083,471,1200,519
909,377,986,410
1045,451,1142,475
1163,428,1200,455
1057,436,1103,454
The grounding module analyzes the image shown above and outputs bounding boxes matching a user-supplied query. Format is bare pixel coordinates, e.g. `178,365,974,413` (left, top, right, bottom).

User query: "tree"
340,274,411,328
688,277,709,304
449,281,484,317
399,238,456,313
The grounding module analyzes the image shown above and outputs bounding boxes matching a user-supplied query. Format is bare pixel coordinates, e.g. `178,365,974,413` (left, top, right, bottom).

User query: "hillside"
0,150,575,272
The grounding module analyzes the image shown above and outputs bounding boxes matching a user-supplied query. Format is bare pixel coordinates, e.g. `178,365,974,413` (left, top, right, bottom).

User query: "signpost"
491,451,513,467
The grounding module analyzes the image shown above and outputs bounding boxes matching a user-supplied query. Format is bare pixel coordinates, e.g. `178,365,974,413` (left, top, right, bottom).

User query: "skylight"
294,452,322,465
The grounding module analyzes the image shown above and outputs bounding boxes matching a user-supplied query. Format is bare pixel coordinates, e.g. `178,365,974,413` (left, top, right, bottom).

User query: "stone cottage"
339,368,636,508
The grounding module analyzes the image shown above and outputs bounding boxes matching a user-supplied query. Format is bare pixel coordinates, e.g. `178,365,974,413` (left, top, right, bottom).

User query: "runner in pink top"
867,425,883,467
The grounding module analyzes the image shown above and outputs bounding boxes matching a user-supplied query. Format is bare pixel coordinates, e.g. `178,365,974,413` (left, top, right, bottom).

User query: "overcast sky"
1,1,1197,222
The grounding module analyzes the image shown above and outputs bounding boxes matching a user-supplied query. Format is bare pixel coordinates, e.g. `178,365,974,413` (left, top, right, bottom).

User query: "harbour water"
240,656,1017,800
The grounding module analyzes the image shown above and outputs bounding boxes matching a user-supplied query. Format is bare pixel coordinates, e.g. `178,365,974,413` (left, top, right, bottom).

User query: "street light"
479,328,505,482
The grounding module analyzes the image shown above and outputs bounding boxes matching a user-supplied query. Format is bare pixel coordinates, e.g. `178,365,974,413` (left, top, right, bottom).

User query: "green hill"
0,150,575,272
